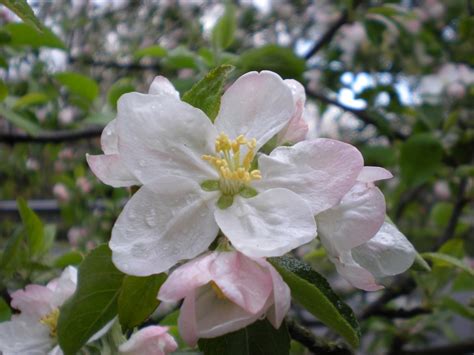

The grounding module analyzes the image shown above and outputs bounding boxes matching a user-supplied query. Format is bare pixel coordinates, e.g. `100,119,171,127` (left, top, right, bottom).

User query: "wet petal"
148,76,180,99
86,154,140,188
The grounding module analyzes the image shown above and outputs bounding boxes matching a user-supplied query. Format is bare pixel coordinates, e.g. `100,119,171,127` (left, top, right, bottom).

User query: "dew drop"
139,159,146,167
145,209,157,227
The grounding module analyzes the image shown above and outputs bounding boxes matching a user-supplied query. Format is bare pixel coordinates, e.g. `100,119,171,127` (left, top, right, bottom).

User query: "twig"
0,126,103,144
69,56,162,71
434,177,468,250
307,90,407,140
286,317,352,355
363,307,430,319
304,0,362,60
399,340,474,355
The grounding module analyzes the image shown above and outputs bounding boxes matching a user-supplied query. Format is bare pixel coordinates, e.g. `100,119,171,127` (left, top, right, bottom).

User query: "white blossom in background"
158,251,290,346
87,71,365,276
316,167,416,290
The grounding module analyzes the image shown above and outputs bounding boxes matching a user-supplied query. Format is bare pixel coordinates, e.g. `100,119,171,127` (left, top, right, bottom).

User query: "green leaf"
4,22,65,49
0,79,7,102
134,45,167,59
421,252,474,277
0,105,40,134
411,252,431,272
53,251,83,268
17,198,44,257
182,64,234,121
13,92,50,109
198,319,290,355
212,4,236,50
55,72,99,102
0,229,24,269
239,45,306,80
400,133,443,187
57,245,125,355
440,297,474,320
0,298,11,322
165,46,198,69
0,0,42,31
270,256,360,348
118,273,167,330
107,78,135,110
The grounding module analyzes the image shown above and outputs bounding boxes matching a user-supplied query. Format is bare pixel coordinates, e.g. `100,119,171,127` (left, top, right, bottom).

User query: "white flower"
118,326,177,355
316,167,416,290
0,267,77,355
87,71,364,276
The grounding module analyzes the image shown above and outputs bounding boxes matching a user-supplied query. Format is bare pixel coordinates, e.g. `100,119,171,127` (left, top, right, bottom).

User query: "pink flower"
53,183,70,202
158,251,290,347
119,326,177,355
316,167,415,291
277,79,309,145
76,177,92,193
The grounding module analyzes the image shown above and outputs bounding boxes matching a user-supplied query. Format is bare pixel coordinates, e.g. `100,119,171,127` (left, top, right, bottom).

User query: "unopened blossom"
0,267,77,354
119,326,177,355
158,251,290,346
53,183,70,202
276,79,309,145
76,176,92,193
316,167,416,290
88,71,364,276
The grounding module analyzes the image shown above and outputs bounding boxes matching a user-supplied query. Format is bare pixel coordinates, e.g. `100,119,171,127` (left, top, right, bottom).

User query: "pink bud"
53,183,70,202
119,326,178,355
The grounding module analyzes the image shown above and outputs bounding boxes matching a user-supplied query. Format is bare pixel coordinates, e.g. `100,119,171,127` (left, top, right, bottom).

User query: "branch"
399,340,474,355
69,56,162,71
286,318,352,355
0,126,103,144
307,90,407,140
362,307,430,319
434,177,468,250
304,0,362,60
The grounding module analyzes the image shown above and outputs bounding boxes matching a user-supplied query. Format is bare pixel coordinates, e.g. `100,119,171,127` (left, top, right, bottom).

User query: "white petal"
284,79,306,106
332,252,384,291
255,139,364,214
49,266,77,308
48,345,64,355
101,119,119,155
148,76,180,98
215,188,316,258
357,166,393,183
0,316,53,354
86,154,140,188
352,222,416,278
110,176,219,276
116,92,218,185
316,182,386,256
214,71,294,150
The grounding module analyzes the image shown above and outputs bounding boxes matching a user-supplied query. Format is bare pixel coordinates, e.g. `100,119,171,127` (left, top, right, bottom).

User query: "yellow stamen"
210,281,227,300
40,308,60,338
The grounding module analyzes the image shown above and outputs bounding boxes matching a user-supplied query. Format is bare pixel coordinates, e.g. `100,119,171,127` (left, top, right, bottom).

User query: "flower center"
210,281,227,300
40,308,60,338
202,133,261,196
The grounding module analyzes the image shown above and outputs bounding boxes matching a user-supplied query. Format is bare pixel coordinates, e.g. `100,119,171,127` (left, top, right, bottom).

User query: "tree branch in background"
68,56,162,71
286,318,352,355
0,126,103,144
399,340,474,355
304,0,363,60
362,307,430,319
307,90,407,141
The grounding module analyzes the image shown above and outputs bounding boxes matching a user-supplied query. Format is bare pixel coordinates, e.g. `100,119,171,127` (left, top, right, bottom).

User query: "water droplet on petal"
139,159,146,167
145,209,157,227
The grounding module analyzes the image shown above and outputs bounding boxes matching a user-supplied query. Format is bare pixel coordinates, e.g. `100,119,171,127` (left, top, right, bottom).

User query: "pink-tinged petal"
86,154,140,188
158,253,216,302
254,139,364,215
49,266,77,308
332,252,384,291
0,315,52,354
101,119,119,155
210,252,272,314
178,290,199,347
116,92,218,185
10,285,54,320
277,79,308,145
352,222,416,278
110,176,219,276
214,71,295,150
187,285,262,344
215,189,316,258
119,326,178,355
357,166,393,183
148,76,180,99
316,182,386,256
258,259,291,328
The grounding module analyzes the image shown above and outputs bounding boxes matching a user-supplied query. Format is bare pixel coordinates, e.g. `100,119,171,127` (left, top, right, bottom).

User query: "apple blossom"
118,326,177,355
53,183,70,203
316,166,416,291
158,251,290,346
0,267,77,354
88,71,364,276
